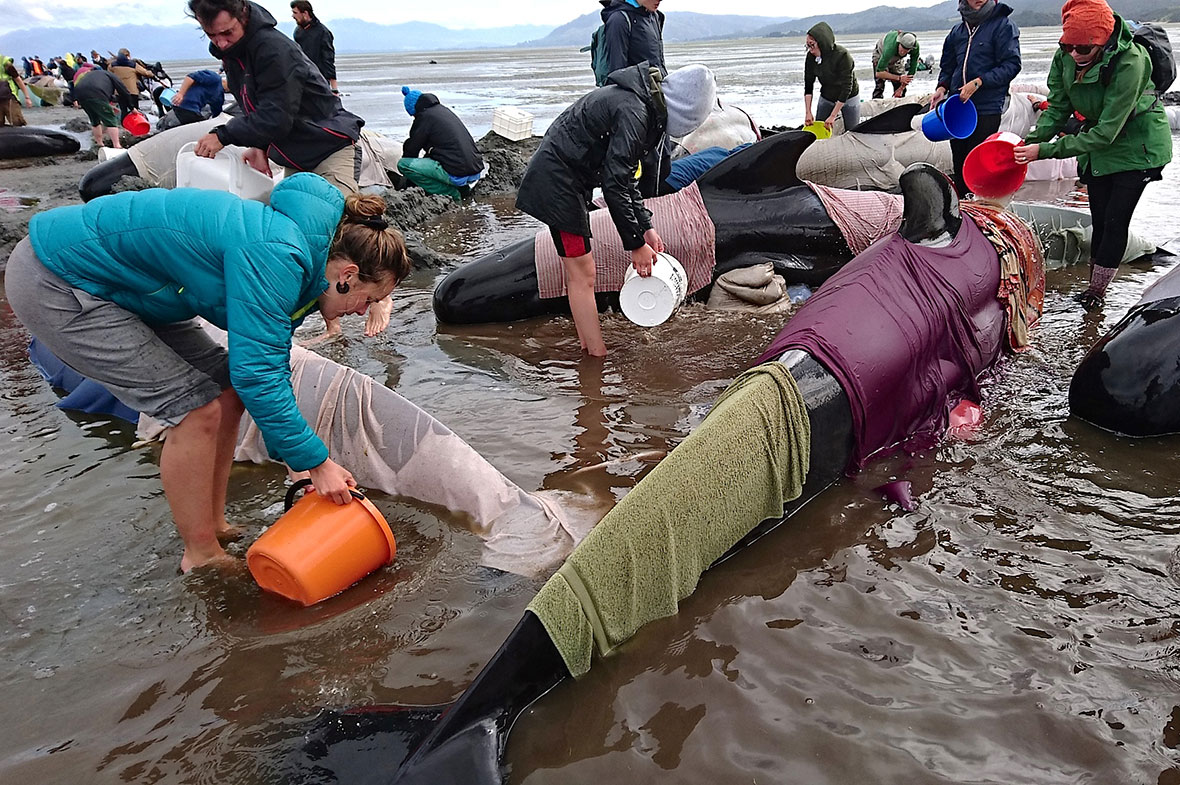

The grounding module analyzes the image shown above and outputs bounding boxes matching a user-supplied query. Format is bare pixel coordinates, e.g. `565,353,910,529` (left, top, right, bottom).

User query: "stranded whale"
308,165,1044,785
1069,261,1180,437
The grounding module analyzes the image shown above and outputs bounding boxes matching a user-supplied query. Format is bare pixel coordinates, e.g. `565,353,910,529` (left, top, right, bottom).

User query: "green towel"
528,362,811,677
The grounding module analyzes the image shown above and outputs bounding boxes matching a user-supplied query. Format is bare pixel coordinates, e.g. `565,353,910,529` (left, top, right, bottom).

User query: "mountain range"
2,1,1176,62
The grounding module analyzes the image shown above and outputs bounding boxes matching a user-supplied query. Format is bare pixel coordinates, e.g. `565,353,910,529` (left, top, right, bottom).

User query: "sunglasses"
1059,42,1099,55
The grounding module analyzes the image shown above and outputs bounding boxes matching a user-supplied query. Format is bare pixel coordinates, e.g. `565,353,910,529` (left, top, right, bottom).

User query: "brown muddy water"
3,30,1180,785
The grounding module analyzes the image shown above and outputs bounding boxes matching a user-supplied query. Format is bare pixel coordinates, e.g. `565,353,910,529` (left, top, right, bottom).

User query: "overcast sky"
5,0,944,31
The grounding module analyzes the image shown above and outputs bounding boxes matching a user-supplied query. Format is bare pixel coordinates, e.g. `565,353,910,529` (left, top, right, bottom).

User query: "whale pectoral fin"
898,163,962,245
696,130,812,195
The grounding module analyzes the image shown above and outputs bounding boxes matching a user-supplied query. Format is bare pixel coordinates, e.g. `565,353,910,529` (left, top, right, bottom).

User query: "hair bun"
343,193,387,220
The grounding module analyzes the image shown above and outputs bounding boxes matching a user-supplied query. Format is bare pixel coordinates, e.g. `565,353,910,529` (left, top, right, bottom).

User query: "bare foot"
180,544,231,574
299,327,343,347
364,296,394,337
215,523,246,544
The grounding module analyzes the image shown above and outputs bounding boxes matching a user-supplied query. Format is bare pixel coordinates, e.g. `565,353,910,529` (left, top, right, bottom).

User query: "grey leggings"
816,96,860,131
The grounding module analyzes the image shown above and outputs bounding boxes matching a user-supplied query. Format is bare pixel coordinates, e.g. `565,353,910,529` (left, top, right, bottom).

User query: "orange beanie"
1060,0,1115,46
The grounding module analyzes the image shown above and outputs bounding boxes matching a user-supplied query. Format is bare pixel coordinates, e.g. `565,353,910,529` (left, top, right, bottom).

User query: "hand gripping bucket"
121,110,151,136
247,479,397,606
921,97,977,142
963,131,1028,199
802,121,831,139
619,252,688,327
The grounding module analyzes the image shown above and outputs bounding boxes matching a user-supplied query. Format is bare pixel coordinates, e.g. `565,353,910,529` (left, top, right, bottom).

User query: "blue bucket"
921,97,978,142
159,87,177,109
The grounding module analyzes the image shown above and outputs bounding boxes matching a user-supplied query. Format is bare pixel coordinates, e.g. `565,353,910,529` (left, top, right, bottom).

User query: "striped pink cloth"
808,182,904,255
534,181,717,300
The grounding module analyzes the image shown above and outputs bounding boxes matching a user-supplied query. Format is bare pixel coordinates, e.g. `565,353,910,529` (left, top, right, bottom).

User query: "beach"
2,28,1180,785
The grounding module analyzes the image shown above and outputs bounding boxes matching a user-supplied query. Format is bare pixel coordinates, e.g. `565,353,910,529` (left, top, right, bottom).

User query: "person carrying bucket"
1014,0,1172,311
72,67,138,149
932,0,1022,197
3,174,411,573
803,22,860,133
516,63,715,357
872,31,920,99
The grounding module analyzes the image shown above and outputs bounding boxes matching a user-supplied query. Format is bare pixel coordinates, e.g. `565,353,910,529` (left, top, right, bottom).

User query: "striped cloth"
961,202,1045,351
807,182,904,255
534,181,717,300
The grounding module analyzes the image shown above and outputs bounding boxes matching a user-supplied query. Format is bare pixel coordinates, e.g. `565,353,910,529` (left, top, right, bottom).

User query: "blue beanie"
402,85,422,116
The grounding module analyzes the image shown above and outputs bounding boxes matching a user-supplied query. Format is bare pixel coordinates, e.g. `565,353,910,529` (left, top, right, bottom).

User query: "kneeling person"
515,63,716,357
398,86,485,201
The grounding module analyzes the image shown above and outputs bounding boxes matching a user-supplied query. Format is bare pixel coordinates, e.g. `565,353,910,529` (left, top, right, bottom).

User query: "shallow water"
3,27,1180,785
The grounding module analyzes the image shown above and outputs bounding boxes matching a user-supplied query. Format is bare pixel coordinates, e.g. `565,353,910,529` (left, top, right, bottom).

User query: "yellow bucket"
802,121,832,139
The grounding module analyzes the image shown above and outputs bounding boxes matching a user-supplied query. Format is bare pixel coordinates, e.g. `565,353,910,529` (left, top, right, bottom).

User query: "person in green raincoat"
1014,0,1172,311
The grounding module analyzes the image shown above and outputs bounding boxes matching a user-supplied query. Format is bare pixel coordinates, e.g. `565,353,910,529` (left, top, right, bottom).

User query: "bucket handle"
284,478,367,510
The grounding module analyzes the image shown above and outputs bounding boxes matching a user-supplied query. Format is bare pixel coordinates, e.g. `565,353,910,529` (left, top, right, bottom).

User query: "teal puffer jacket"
28,173,344,471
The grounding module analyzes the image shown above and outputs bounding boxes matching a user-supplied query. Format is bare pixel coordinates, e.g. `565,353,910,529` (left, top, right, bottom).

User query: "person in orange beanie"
1014,0,1172,311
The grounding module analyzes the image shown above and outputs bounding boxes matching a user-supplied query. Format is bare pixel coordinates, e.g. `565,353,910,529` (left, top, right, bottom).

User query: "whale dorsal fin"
696,130,812,195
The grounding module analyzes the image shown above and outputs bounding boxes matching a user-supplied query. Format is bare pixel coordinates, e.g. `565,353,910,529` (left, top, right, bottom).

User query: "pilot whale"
306,164,1038,785
1069,261,1180,437
433,130,859,325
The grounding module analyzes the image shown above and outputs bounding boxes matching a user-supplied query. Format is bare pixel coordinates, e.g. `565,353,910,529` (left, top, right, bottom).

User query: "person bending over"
803,22,860,132
169,69,225,125
515,63,715,357
72,67,137,149
398,86,485,201
4,174,410,572
1014,0,1171,310
873,30,920,99
188,0,393,340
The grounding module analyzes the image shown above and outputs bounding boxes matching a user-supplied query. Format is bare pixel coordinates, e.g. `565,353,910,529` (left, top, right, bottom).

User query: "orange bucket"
247,479,396,606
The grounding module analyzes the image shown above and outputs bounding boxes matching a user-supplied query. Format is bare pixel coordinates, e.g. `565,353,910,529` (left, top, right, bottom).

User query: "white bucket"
619,252,688,327
97,147,128,162
175,141,283,203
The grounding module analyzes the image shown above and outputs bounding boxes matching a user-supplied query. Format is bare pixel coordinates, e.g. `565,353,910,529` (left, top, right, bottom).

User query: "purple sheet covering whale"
756,219,1007,471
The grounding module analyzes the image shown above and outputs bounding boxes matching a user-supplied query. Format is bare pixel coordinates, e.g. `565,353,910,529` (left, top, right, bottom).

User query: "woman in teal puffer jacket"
1014,0,1172,310
4,173,410,572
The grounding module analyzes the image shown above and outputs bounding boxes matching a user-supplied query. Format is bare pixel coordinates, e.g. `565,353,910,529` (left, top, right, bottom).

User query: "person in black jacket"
516,63,715,357
188,0,362,195
397,86,485,201
601,0,669,198
291,0,337,94
188,0,387,341
601,0,666,76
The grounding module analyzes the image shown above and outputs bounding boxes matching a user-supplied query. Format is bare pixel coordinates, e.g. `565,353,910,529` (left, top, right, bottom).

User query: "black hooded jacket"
403,93,484,178
294,17,336,82
601,0,666,76
211,1,361,171
516,64,666,250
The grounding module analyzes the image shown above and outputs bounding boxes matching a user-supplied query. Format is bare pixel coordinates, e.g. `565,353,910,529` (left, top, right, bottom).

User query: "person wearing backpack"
515,63,715,357
598,0,666,82
1014,0,1172,311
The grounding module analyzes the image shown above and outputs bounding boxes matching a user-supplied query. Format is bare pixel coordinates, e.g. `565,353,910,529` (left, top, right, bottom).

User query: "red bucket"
121,110,150,136
963,131,1027,199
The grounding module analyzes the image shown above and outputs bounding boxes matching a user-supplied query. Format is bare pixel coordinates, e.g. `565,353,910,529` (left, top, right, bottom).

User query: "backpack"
581,11,632,87
1101,22,1176,96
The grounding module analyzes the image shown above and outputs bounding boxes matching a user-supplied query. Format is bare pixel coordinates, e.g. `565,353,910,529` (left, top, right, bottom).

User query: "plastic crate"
491,107,534,141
